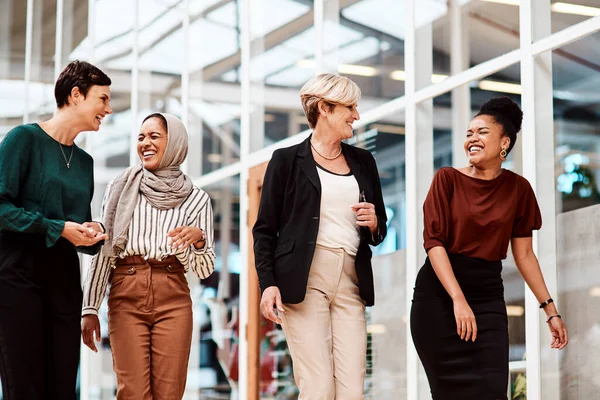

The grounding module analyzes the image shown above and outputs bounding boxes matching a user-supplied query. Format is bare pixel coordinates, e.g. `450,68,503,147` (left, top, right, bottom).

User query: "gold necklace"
58,143,74,169
310,141,342,160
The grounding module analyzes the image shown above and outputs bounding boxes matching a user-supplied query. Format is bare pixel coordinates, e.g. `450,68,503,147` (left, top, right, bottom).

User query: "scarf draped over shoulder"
101,113,193,257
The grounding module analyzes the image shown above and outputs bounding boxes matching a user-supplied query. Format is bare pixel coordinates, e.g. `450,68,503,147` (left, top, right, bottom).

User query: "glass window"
196,175,241,397
349,120,406,254
552,0,600,35
467,0,520,66
26,0,57,123
552,30,600,400
553,31,600,213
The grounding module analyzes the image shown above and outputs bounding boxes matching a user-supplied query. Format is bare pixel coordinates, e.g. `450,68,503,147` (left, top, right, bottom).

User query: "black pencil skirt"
0,231,83,400
410,253,508,400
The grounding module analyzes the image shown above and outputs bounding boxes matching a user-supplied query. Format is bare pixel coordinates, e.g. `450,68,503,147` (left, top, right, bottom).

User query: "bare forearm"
428,246,465,300
514,251,557,316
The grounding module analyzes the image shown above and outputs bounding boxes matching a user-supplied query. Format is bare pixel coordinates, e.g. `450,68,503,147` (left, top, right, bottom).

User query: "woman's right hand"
81,314,102,352
61,221,108,247
260,286,284,324
453,297,477,342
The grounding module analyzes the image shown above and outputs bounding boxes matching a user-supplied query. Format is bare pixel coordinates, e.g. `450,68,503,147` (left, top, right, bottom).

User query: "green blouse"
0,123,96,248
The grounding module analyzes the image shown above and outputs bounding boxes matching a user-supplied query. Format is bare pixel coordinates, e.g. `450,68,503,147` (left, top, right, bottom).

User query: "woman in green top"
0,60,112,400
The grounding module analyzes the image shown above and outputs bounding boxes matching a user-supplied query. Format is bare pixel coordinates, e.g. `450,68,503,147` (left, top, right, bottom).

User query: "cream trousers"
281,244,367,400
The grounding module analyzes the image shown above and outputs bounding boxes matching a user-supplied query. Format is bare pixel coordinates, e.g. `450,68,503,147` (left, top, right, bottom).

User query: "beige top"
316,164,361,255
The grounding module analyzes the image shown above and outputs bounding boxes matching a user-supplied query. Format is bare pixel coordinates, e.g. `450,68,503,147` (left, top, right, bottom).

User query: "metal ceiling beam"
97,0,231,64
191,0,364,81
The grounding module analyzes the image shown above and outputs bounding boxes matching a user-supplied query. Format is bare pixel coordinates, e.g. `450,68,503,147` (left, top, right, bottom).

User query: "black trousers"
0,231,83,400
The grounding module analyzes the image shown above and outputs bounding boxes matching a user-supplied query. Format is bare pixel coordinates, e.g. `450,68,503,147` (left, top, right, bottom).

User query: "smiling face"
464,114,511,168
319,102,360,140
137,117,168,171
72,85,112,131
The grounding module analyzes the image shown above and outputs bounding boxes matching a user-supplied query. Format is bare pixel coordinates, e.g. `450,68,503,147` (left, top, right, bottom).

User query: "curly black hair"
475,96,523,155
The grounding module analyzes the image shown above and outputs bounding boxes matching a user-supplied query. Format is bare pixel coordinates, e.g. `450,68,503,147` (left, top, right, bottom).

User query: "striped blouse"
82,182,216,316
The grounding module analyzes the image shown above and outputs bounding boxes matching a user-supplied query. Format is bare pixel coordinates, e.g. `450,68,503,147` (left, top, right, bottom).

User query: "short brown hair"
54,60,111,108
299,74,361,129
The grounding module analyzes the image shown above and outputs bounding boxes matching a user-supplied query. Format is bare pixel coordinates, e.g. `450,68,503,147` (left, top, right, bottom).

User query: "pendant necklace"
59,143,74,169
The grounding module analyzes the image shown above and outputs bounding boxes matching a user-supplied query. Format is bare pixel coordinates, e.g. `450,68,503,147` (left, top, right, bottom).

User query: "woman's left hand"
351,202,378,233
83,222,104,238
547,316,568,350
168,226,205,250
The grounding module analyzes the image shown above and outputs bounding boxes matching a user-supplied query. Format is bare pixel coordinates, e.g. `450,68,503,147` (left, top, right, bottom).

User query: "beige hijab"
102,113,193,257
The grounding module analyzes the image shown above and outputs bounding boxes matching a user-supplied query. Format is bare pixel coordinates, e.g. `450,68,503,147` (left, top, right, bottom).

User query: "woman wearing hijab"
81,112,216,399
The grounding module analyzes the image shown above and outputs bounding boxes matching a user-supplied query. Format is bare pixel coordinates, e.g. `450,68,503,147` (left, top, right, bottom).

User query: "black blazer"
252,135,387,306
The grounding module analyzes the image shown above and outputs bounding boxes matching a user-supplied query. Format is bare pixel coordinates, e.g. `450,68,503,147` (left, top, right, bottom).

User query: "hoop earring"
500,148,507,161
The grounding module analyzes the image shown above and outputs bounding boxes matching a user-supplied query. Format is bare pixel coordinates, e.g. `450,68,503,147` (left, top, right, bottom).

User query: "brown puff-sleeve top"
423,167,542,261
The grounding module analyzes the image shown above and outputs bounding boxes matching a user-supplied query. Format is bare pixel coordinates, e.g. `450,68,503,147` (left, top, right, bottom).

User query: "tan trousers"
108,256,193,400
280,245,367,400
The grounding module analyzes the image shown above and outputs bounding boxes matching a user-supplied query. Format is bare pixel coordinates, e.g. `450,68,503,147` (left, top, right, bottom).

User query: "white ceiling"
1,0,599,121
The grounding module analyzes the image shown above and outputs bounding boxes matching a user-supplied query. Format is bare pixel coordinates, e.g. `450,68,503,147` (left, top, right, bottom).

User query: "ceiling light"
506,305,525,317
390,70,407,81
480,0,520,5
337,64,378,77
481,0,600,17
390,70,448,83
207,153,222,163
551,2,600,17
296,60,377,77
432,73,449,83
589,287,600,297
478,80,522,94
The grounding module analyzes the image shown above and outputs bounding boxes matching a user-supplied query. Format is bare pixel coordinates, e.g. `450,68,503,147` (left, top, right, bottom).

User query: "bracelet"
539,298,554,309
546,314,561,323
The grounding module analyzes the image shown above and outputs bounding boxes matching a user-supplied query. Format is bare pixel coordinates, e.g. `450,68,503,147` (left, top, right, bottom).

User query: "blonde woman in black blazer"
253,73,387,400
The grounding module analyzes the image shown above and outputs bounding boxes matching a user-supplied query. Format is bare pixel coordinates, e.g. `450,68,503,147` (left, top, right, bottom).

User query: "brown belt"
113,255,185,274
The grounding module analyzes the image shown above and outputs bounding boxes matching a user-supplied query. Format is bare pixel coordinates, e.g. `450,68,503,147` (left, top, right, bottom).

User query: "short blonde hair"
299,73,361,129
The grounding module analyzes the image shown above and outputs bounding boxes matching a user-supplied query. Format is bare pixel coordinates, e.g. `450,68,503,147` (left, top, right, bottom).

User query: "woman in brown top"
410,97,568,400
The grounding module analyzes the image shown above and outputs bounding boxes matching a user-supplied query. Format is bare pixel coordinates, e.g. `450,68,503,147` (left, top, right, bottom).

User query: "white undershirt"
316,165,361,255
